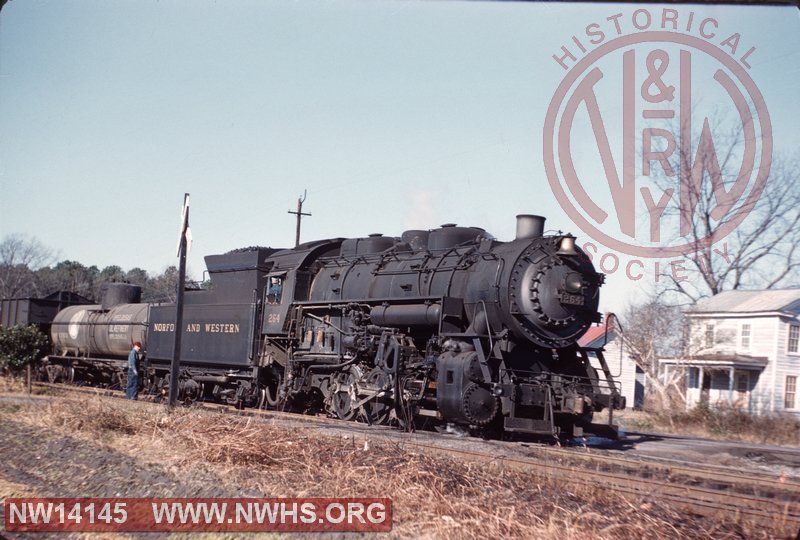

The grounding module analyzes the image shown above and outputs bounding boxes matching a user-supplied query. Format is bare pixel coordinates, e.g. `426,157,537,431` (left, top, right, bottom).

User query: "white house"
660,289,800,415
580,318,645,410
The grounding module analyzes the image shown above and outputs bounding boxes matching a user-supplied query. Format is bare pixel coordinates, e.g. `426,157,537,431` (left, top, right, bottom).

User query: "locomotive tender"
45,215,625,438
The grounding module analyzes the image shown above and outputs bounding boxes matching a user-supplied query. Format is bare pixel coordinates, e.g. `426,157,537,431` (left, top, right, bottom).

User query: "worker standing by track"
126,341,142,400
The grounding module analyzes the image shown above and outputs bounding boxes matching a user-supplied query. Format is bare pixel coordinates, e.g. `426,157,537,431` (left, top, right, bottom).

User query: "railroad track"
518,437,800,496
24,382,800,530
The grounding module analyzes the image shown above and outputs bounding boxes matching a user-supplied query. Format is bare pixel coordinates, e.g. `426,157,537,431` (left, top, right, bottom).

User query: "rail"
27,381,800,531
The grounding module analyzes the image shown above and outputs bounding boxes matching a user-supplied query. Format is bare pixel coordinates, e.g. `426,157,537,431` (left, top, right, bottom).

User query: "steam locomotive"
42,215,625,438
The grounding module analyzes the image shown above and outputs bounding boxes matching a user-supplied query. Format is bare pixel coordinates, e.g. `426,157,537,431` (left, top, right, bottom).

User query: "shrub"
0,325,50,374
655,402,800,445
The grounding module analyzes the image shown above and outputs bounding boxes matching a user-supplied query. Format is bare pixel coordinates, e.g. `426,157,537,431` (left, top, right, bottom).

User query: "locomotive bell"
556,235,577,256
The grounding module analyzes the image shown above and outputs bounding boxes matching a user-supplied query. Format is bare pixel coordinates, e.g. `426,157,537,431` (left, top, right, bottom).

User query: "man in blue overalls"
126,341,142,399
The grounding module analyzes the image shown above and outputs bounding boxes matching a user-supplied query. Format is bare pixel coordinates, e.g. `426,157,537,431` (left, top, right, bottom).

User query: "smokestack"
515,214,545,240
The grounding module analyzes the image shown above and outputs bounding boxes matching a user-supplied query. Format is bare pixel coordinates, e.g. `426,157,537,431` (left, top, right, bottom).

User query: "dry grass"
0,374,26,393
612,405,800,447
2,392,791,539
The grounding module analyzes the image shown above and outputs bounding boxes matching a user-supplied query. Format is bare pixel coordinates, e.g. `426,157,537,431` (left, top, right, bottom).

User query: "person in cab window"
267,277,283,304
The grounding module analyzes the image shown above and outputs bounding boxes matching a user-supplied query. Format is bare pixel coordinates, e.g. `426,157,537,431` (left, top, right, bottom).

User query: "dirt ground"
0,381,795,539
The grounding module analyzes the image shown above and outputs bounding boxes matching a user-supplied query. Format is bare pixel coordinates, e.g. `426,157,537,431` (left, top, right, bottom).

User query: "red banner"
4,497,392,532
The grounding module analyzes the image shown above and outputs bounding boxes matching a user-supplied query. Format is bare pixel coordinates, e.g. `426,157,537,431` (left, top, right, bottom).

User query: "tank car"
45,284,147,385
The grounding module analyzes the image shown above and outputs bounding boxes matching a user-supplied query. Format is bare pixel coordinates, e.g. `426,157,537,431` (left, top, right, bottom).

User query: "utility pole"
169,193,191,408
287,190,311,247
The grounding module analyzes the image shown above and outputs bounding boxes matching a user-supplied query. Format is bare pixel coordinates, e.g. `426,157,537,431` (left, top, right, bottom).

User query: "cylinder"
516,215,545,240
369,304,441,326
51,303,148,357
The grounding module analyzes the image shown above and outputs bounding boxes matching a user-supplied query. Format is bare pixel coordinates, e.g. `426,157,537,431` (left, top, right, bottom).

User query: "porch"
660,354,768,413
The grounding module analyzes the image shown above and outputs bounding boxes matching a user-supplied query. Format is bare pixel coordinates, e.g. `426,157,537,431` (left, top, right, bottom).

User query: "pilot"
267,276,283,304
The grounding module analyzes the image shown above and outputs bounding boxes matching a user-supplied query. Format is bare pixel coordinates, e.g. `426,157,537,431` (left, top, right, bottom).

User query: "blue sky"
1,1,798,313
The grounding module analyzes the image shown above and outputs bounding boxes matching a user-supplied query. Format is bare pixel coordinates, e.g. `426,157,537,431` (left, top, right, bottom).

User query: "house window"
736,372,749,395
789,325,800,354
704,324,715,348
688,367,699,388
785,376,797,409
741,324,751,349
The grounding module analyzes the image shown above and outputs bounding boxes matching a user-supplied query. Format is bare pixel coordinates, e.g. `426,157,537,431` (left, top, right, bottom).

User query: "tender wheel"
157,373,171,400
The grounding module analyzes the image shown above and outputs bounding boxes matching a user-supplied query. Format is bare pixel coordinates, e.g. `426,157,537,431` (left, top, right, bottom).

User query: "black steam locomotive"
42,215,625,438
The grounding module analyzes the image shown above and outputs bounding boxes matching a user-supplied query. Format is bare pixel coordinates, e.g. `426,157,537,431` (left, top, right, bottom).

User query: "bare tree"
646,114,800,303
0,235,56,298
36,261,99,300
144,266,180,303
619,297,687,409
125,268,149,287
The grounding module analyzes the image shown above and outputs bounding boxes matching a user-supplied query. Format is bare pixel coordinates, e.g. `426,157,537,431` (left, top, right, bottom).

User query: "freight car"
41,215,625,438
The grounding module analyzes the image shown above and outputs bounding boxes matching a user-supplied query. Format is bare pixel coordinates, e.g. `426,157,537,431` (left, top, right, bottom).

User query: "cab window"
267,275,284,304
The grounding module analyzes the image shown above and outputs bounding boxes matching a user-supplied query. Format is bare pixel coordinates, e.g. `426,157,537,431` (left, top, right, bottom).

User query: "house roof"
688,289,800,316
578,325,616,348
660,353,769,370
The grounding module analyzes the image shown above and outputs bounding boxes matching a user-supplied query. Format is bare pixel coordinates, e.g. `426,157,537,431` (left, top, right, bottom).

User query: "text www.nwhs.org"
4,498,392,532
